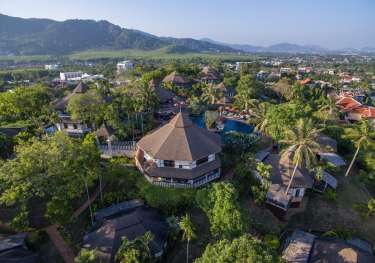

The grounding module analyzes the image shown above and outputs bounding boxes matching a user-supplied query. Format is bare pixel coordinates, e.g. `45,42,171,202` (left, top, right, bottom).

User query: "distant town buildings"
44,64,59,70
116,60,134,73
59,72,104,82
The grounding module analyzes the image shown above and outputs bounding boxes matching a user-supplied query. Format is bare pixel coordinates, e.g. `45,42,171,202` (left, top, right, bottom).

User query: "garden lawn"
287,174,375,244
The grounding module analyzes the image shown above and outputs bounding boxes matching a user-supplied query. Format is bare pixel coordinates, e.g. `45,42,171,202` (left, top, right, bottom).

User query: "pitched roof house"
83,200,169,263
336,95,375,123
283,230,375,263
136,112,222,188
200,66,220,84
162,71,190,87
53,82,93,137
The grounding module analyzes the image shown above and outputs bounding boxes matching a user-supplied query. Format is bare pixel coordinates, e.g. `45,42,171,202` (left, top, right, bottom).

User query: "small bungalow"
162,71,191,88
283,230,375,263
215,82,236,104
54,82,93,136
83,200,169,263
200,66,220,84
255,150,338,212
316,134,346,168
336,95,375,123
135,112,222,188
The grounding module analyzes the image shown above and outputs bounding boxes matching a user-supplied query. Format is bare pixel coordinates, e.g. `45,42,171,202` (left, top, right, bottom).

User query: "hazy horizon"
1,0,374,49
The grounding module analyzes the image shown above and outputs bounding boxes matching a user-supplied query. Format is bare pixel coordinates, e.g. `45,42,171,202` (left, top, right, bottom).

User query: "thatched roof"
54,82,88,111
310,238,375,263
201,66,219,81
162,71,190,85
149,79,176,102
264,153,314,189
283,230,316,263
137,112,221,161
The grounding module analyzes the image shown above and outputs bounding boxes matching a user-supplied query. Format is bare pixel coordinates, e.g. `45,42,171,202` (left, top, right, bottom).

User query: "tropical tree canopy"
195,234,281,263
196,182,244,239
115,231,153,263
0,132,100,227
67,90,105,124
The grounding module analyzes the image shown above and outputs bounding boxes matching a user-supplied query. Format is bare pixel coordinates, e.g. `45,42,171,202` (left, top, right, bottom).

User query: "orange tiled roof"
298,78,312,85
336,96,362,110
352,106,375,118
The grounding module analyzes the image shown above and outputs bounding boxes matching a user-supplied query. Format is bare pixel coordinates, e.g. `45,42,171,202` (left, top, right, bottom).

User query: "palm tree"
343,120,375,177
180,214,196,263
318,95,339,127
248,102,270,134
202,84,222,105
280,119,323,194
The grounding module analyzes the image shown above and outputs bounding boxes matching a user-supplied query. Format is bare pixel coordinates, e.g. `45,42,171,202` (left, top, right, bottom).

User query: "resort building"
162,71,191,88
54,82,94,136
336,95,375,123
83,200,169,263
215,82,236,104
200,66,220,84
59,71,83,81
135,112,222,188
255,141,339,214
283,230,375,263
116,60,134,73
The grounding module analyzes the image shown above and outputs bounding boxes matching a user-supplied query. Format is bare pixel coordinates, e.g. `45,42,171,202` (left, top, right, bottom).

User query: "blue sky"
1,0,374,49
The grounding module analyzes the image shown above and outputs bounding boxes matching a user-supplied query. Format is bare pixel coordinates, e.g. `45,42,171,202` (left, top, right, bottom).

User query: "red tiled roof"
336,96,362,110
298,78,312,85
352,106,375,118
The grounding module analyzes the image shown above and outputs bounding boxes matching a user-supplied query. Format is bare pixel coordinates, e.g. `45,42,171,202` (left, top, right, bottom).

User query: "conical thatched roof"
201,66,219,81
162,71,190,85
137,113,221,161
54,82,88,111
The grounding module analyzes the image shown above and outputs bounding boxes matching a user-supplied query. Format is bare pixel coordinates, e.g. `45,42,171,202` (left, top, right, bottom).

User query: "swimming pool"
191,113,253,134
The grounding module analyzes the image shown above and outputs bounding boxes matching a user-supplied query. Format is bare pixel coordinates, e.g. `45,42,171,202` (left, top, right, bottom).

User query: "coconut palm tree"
318,95,339,127
280,118,323,194
180,214,196,263
202,84,222,105
343,120,375,177
248,102,270,134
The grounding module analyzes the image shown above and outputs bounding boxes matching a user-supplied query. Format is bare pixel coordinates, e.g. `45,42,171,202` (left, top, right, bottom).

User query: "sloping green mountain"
0,14,235,55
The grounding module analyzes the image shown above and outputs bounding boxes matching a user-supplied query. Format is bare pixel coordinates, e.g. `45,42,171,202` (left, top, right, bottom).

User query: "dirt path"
45,183,106,263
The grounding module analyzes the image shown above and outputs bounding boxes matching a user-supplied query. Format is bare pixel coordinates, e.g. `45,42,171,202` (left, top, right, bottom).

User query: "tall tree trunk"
285,164,298,194
345,144,361,177
186,240,189,263
83,179,94,226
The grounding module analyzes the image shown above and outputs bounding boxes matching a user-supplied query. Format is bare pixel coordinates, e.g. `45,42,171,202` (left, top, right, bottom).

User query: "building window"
196,156,209,166
73,124,78,129
164,160,175,167
179,165,183,169
295,189,300,197
63,123,68,129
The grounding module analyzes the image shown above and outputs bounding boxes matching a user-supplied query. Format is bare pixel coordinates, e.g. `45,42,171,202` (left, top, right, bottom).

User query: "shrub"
324,188,337,202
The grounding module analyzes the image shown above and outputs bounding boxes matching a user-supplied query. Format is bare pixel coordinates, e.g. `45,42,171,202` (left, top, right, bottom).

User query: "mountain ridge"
0,14,236,55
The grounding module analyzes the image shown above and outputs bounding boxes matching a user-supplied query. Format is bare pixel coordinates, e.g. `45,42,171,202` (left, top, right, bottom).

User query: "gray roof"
317,134,338,153
0,248,38,263
263,153,314,189
137,113,221,161
96,123,117,140
0,233,26,252
319,152,346,167
283,230,316,263
83,205,169,263
143,157,221,180
316,171,338,189
95,199,143,222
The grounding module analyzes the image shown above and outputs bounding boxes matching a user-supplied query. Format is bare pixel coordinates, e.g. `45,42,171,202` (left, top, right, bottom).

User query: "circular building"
135,112,222,188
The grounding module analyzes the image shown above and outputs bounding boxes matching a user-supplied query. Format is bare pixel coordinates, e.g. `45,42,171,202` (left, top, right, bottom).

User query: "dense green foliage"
196,182,244,239
0,85,52,125
115,231,153,263
0,132,101,227
195,234,281,263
